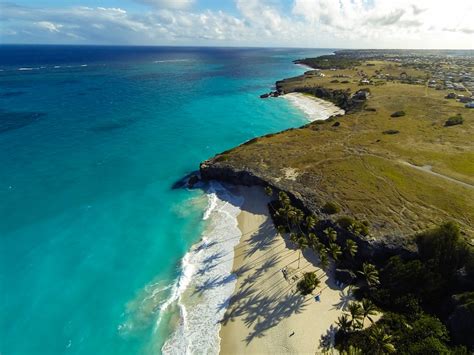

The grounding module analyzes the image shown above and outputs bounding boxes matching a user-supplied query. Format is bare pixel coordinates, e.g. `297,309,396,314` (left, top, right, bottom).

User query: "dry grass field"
211,61,474,239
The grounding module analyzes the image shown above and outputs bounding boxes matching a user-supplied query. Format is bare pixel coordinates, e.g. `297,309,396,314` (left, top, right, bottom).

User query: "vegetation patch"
382,129,400,135
390,110,406,117
322,202,341,214
445,114,463,127
297,272,320,295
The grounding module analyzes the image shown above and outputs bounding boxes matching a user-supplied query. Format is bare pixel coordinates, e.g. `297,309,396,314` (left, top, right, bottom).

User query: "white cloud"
134,0,194,10
35,21,63,32
0,0,473,48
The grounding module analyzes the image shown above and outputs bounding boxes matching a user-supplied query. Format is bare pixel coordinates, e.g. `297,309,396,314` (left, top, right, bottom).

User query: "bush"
445,114,463,127
297,272,320,295
337,216,355,229
383,129,400,135
390,111,406,117
322,201,341,214
331,79,340,83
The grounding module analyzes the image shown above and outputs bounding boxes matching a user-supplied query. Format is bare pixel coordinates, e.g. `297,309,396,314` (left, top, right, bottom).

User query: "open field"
210,61,474,239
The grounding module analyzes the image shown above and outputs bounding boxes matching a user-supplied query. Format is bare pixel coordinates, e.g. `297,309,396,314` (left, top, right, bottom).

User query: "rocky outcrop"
275,81,369,113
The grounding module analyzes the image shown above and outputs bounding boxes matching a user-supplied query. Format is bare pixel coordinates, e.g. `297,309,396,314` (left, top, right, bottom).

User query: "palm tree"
319,248,329,269
361,298,377,324
289,232,298,244
324,227,338,242
305,215,317,231
345,239,358,258
296,235,309,268
341,345,363,355
278,191,290,207
358,262,380,288
264,186,273,197
336,314,352,333
277,225,286,235
329,242,342,261
369,326,396,353
347,302,364,330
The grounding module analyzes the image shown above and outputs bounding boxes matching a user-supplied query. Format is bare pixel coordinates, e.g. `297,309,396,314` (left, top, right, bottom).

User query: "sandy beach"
219,186,354,354
283,92,345,122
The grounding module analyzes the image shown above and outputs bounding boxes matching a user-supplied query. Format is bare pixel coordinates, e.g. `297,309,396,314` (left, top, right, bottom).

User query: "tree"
320,248,330,269
264,186,273,196
279,191,290,207
329,242,343,261
340,345,363,355
305,215,318,230
361,298,377,324
289,232,298,242
277,225,286,235
359,262,380,288
324,227,338,242
348,302,364,330
345,239,358,258
297,272,320,295
369,326,396,353
337,314,352,333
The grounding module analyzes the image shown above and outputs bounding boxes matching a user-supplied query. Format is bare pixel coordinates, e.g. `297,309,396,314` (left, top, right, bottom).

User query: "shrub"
383,129,400,135
297,272,320,295
445,114,463,127
390,111,406,117
322,201,341,214
337,216,355,229
214,154,229,162
331,79,340,83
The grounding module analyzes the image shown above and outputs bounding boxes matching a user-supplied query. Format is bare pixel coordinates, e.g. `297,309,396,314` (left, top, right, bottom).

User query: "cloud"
0,0,473,49
133,0,194,10
35,21,62,32
368,9,405,26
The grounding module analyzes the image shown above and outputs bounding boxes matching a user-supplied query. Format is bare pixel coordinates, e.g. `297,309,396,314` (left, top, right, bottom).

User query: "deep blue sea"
0,45,333,354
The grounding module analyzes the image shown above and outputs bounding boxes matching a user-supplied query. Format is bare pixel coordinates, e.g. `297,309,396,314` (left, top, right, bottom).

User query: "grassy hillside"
211,60,474,238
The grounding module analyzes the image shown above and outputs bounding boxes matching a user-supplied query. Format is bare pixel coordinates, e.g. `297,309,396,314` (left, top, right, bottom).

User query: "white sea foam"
283,92,345,122
18,67,37,71
161,182,243,355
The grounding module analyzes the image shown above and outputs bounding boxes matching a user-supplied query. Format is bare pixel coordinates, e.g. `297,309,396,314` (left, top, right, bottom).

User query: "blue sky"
1,0,473,48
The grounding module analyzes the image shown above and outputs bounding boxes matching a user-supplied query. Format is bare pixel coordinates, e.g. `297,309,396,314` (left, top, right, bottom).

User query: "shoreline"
282,92,345,122
219,186,354,354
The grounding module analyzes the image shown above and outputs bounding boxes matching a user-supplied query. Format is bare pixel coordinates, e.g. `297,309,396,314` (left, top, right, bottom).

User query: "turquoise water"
0,46,333,354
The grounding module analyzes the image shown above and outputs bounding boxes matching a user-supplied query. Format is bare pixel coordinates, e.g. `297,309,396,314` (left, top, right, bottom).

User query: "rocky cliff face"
200,157,417,264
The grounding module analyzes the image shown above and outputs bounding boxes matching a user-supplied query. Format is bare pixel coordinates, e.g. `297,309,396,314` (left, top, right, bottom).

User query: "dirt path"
400,161,473,190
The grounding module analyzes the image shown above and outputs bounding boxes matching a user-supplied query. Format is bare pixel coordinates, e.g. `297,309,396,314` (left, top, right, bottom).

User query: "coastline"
219,186,354,354
282,92,345,122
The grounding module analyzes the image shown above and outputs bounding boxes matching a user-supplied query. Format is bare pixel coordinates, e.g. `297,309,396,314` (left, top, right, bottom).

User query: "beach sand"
283,92,345,122
219,186,354,354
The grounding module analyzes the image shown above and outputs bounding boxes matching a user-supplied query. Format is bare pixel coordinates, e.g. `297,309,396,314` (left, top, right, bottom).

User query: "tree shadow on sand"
331,286,354,311
243,219,280,258
319,324,338,351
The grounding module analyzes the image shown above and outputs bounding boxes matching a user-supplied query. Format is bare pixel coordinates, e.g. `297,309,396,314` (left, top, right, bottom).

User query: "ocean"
0,45,334,354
